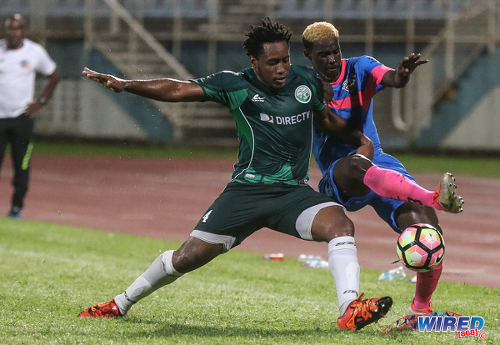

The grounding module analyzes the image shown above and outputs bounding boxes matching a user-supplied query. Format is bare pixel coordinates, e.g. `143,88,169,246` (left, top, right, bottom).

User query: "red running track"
1,156,499,288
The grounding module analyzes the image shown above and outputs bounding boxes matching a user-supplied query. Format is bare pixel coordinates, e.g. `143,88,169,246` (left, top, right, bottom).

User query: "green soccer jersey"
193,65,325,185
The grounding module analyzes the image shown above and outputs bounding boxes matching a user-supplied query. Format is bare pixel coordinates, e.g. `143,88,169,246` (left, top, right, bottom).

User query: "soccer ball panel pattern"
396,223,445,272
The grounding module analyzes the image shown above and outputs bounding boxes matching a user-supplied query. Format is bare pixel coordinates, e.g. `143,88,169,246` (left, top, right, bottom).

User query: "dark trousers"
0,114,35,209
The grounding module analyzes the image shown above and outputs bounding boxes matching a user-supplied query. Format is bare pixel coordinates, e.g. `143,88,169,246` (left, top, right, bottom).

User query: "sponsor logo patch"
259,111,311,126
294,85,311,103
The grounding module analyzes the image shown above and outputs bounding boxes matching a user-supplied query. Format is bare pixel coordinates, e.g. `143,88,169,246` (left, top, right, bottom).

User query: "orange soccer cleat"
409,300,433,315
404,300,434,329
78,299,122,318
337,293,393,330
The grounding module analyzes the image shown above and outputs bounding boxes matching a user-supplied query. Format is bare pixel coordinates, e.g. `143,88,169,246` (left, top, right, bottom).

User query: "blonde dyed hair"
302,22,339,51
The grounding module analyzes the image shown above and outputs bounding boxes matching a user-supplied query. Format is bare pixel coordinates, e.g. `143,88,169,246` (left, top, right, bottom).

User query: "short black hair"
5,13,23,27
243,17,292,57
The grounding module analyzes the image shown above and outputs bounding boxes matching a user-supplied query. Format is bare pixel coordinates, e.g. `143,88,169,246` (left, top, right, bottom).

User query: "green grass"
31,140,500,178
395,153,500,179
32,140,238,160
0,219,498,345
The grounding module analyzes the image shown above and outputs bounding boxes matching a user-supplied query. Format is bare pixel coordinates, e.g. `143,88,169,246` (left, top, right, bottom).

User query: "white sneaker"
434,172,464,213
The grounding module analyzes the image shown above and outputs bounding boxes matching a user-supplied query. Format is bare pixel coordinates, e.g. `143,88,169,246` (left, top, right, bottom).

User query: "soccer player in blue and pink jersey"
302,22,464,319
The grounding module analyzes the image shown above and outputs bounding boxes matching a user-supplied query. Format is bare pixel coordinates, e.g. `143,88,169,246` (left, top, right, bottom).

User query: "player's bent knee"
309,204,354,242
395,203,442,232
334,155,373,191
296,202,340,241
349,154,373,173
172,236,225,273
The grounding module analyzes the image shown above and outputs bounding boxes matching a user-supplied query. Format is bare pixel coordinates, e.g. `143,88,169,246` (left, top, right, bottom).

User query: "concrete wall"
36,79,148,140
414,49,500,151
35,44,174,143
442,87,500,150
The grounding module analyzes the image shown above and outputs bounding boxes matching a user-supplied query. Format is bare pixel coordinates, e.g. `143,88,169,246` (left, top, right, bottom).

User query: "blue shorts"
318,152,415,233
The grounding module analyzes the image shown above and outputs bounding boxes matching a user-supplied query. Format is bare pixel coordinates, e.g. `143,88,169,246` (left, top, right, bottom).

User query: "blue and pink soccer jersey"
313,55,415,232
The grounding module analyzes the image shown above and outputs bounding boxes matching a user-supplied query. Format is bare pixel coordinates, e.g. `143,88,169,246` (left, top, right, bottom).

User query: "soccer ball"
396,223,445,272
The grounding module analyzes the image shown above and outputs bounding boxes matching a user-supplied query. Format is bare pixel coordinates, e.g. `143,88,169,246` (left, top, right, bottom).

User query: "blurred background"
1,0,499,151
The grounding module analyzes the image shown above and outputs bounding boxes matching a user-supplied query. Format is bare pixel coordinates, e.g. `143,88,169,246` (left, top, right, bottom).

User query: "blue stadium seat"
180,0,210,18
142,0,175,18
302,0,325,18
47,0,85,17
336,0,366,19
277,0,326,19
0,0,470,21
132,0,208,19
276,0,299,18
2,0,31,15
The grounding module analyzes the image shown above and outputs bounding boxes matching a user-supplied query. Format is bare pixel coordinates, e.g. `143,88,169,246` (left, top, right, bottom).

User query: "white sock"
114,250,183,315
328,236,360,316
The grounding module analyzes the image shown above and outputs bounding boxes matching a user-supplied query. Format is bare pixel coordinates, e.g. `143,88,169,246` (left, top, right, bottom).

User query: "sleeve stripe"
371,65,393,85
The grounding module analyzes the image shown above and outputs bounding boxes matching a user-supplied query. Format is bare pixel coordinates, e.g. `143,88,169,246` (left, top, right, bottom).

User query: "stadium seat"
3,0,31,15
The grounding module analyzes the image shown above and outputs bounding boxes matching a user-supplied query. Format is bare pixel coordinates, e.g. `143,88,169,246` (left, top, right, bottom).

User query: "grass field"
33,140,239,160
1,219,498,345
32,140,500,178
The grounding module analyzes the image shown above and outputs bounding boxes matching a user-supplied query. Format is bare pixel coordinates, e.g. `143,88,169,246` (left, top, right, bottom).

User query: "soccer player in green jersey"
78,18,392,330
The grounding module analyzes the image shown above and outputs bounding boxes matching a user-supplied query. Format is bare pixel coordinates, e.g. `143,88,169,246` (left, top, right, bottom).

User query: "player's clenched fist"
82,67,126,92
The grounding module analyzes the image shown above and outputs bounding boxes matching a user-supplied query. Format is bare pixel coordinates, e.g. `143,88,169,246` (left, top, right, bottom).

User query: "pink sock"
413,262,443,309
363,165,442,210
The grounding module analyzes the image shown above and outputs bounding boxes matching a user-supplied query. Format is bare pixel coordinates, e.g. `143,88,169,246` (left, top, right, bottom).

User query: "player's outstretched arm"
82,67,205,102
314,107,374,160
381,53,429,88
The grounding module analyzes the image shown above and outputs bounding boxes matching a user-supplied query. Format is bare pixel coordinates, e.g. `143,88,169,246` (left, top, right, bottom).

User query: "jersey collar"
6,38,24,50
330,59,346,86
